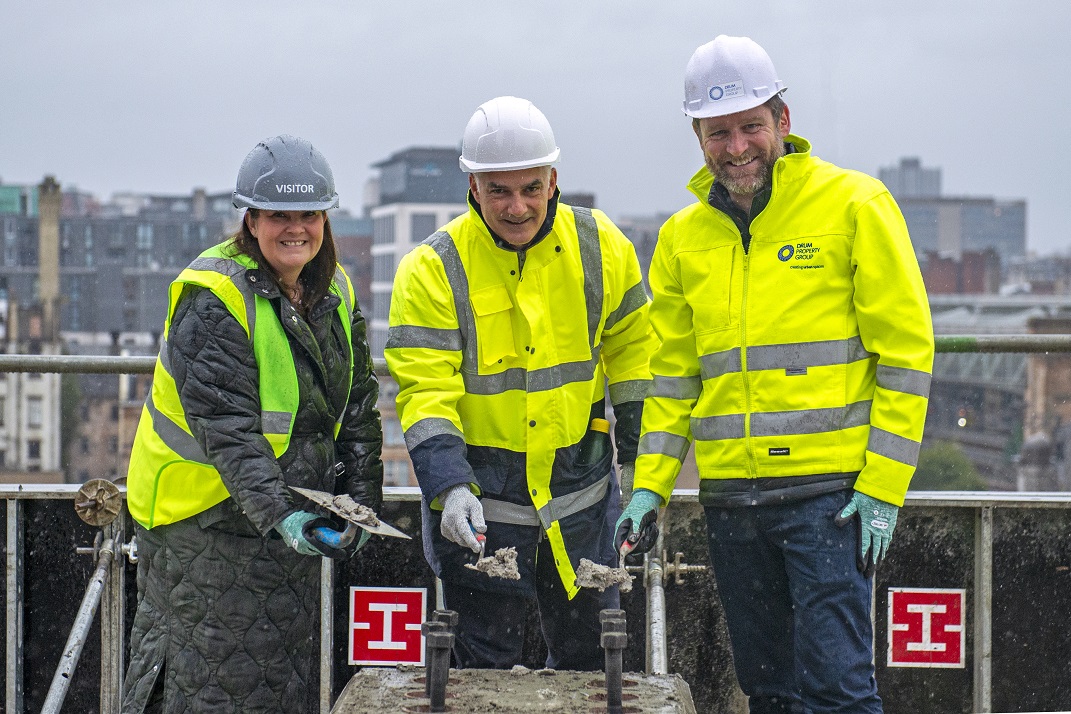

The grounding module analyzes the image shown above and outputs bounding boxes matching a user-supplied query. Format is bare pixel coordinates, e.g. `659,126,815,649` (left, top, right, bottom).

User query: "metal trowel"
290,486,411,543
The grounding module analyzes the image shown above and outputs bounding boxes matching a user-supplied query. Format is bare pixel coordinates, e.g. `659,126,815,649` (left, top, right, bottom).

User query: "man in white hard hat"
386,96,657,669
617,36,934,711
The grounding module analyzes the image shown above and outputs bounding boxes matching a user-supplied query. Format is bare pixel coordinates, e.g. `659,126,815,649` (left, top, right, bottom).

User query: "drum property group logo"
778,242,824,270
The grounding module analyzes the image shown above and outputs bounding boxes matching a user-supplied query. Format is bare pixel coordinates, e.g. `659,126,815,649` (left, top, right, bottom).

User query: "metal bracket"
662,550,708,586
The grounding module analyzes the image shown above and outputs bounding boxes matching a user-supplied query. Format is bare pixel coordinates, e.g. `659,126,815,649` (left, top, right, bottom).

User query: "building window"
373,215,396,246
373,295,391,322
0,450,5,468
411,213,438,244
0,397,5,427
111,404,120,421
373,254,395,283
80,437,90,455
110,436,119,454
383,417,404,446
27,396,43,428
28,440,41,459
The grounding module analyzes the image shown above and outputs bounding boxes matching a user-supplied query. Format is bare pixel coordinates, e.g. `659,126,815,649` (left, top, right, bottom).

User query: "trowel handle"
313,521,359,549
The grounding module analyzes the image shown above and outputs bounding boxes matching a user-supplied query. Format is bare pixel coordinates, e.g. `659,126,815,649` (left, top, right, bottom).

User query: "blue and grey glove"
274,511,350,559
834,491,899,578
613,487,661,559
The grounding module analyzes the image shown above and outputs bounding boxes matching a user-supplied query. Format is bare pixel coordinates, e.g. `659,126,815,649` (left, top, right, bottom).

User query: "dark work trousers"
443,533,619,671
705,490,882,714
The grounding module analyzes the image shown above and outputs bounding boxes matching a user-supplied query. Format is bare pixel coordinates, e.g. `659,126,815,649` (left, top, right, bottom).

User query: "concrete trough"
330,666,697,713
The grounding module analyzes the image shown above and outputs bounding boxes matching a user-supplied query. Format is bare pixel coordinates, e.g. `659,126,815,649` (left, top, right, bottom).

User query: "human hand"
439,484,486,552
834,491,899,577
613,487,661,558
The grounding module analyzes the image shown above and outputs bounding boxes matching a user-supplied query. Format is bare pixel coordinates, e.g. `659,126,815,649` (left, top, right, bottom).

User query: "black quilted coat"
121,267,383,713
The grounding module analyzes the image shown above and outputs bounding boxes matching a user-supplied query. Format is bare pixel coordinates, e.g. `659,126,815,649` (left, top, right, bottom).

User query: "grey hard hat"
232,134,339,211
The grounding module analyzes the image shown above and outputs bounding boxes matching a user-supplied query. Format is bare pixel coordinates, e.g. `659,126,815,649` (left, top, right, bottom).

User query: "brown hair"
230,209,338,308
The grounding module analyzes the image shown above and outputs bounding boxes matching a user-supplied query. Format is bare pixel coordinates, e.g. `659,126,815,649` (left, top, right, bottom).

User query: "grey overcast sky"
2,1,1069,254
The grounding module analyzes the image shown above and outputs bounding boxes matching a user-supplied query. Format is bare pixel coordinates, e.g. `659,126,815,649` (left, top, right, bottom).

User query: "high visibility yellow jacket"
386,196,657,597
127,243,355,529
635,135,933,508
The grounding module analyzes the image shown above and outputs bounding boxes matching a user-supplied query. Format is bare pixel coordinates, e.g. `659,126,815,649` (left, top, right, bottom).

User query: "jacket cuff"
410,433,475,505
612,400,643,466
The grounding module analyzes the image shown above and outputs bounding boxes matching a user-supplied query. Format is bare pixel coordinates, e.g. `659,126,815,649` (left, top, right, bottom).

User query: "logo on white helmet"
708,80,745,102
275,184,316,194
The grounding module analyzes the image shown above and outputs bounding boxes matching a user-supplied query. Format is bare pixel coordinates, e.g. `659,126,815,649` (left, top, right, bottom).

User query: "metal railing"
2,336,1071,712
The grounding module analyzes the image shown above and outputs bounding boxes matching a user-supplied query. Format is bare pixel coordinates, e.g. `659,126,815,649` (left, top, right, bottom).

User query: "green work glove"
614,487,661,558
275,511,324,556
834,491,899,578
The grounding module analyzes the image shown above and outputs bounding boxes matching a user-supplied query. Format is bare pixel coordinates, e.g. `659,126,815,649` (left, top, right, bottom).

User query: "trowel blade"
290,486,411,539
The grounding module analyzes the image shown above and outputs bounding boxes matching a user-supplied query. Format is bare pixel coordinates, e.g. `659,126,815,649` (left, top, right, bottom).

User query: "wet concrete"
330,665,696,713
465,546,521,580
575,558,633,593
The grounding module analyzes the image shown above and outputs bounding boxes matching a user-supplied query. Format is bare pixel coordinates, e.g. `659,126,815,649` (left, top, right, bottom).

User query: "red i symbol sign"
349,586,427,666
887,587,966,668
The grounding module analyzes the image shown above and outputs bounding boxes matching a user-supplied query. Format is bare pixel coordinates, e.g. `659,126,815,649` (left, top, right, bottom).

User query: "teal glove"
834,491,899,577
613,487,662,557
275,511,323,556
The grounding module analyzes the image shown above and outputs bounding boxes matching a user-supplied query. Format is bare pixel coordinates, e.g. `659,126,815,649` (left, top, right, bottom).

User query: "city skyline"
2,1,1069,253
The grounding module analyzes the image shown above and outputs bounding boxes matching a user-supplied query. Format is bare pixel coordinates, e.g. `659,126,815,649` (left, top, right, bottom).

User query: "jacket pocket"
680,244,735,334
470,284,517,367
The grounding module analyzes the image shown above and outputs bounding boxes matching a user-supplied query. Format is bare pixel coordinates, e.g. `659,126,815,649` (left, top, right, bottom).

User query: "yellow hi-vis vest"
127,243,355,529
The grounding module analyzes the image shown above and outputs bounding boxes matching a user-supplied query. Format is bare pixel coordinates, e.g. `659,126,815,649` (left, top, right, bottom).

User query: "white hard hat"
682,35,786,119
459,96,561,173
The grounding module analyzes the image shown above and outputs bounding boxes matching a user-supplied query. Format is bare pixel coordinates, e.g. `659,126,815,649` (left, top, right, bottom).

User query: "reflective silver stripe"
404,417,464,450
159,338,171,376
262,410,292,435
462,367,527,395
691,413,746,441
650,375,702,400
146,397,208,463
604,281,648,333
184,256,257,339
527,352,600,393
333,265,353,314
746,336,872,372
609,378,651,405
386,325,463,352
877,364,931,398
482,473,612,530
699,348,742,380
639,431,691,461
188,256,245,277
868,426,922,467
427,231,477,374
750,400,872,437
537,473,610,530
481,498,541,527
573,206,603,348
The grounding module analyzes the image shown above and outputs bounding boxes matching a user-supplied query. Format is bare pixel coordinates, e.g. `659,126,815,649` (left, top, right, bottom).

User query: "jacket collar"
244,267,341,320
687,133,811,208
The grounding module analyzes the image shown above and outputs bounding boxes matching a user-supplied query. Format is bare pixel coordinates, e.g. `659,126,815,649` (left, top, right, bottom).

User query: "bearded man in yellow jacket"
386,96,657,670
617,37,934,713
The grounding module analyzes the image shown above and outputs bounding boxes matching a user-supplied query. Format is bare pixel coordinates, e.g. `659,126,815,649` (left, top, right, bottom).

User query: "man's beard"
706,139,785,197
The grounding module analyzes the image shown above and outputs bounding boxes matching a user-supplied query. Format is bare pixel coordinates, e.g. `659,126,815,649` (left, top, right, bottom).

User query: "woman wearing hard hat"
122,135,384,713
